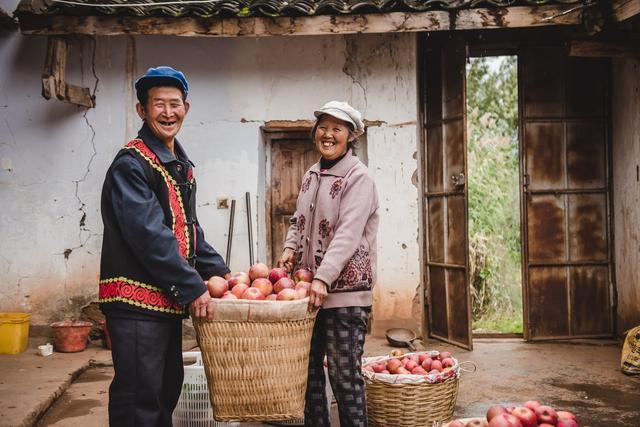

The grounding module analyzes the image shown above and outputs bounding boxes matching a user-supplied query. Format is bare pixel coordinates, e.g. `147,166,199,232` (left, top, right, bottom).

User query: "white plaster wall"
1,19,420,331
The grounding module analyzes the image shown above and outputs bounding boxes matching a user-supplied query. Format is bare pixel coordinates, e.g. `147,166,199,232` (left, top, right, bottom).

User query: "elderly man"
99,66,230,426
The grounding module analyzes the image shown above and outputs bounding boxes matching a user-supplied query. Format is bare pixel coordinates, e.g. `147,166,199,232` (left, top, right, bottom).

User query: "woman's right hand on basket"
277,248,296,273
308,279,328,311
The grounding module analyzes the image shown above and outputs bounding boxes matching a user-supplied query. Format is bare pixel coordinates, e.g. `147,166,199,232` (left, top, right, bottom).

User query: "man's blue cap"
135,66,189,102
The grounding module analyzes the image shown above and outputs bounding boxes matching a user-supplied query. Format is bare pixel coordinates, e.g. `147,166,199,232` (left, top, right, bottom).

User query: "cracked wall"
1,30,420,332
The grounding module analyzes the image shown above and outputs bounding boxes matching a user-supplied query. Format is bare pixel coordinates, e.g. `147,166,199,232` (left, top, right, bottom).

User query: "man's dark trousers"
107,316,183,427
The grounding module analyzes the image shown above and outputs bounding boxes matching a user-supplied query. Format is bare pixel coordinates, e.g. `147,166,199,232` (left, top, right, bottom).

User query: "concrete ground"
1,336,639,426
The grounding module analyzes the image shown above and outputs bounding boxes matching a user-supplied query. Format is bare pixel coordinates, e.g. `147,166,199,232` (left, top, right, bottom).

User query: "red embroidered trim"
125,139,189,258
99,278,185,314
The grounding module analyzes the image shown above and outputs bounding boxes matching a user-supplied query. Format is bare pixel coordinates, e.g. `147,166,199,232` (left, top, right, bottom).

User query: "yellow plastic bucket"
0,313,31,354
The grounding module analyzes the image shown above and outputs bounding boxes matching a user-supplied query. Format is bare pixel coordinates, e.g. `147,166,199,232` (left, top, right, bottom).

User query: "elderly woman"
279,101,379,427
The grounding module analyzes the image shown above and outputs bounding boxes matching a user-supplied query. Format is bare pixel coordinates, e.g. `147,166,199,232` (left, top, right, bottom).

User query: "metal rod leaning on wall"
226,199,235,266
246,191,254,266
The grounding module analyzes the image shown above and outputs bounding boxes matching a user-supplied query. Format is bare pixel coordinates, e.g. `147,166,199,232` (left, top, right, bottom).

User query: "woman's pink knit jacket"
284,150,379,309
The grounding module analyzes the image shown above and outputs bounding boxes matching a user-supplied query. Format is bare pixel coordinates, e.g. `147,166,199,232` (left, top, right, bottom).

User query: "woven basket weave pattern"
366,375,459,426
194,317,315,422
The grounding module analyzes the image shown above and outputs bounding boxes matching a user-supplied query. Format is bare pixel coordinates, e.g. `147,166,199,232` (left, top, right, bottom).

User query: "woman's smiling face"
314,115,353,161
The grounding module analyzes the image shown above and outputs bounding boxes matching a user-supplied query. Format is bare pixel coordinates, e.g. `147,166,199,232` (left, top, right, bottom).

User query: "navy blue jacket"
99,124,229,319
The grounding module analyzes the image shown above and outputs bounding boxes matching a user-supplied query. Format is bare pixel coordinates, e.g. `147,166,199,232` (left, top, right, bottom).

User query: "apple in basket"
523,401,541,412
556,411,577,422
557,418,579,427
440,351,452,360
431,360,443,372
207,276,228,298
411,366,427,375
421,357,432,371
265,294,278,301
251,278,273,296
241,287,266,300
386,358,403,373
488,413,523,427
221,291,237,299
274,277,295,293
534,406,558,425
228,272,251,287
231,283,249,298
442,357,455,368
276,288,297,301
448,421,466,427
249,262,270,281
268,267,288,284
295,287,309,299
293,268,313,283
466,420,489,427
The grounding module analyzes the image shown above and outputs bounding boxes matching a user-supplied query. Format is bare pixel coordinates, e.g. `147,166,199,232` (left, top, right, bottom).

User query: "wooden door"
521,47,612,340
421,37,473,350
266,130,318,267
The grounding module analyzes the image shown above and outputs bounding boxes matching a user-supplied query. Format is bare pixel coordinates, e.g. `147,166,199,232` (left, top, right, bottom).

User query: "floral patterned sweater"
284,150,379,309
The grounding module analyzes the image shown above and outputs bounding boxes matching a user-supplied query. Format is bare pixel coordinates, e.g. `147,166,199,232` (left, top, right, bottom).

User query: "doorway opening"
466,55,523,335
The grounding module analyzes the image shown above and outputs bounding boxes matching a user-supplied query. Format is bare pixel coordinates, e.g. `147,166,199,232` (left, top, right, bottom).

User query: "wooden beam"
611,0,640,22
569,40,640,57
19,4,586,37
41,36,95,108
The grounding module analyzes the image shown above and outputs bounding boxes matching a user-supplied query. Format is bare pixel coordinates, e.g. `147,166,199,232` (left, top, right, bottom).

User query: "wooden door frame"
262,126,312,267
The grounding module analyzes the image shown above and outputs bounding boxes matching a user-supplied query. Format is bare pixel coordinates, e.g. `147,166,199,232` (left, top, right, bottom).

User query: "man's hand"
189,290,215,320
223,272,232,280
277,248,296,273
308,279,328,311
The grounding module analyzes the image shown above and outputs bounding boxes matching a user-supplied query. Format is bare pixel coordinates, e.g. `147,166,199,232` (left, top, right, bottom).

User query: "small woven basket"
193,298,316,423
364,352,463,426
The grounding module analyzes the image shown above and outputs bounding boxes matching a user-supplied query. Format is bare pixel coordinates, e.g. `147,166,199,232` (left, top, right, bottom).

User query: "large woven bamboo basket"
363,352,462,426
365,376,459,426
192,298,316,423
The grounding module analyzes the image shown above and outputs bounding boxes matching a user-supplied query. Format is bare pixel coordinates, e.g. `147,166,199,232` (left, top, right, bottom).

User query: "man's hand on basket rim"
308,278,328,311
189,290,215,321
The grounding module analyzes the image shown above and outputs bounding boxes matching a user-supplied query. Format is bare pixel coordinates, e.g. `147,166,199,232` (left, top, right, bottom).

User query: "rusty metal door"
422,37,473,350
266,130,317,267
521,47,612,340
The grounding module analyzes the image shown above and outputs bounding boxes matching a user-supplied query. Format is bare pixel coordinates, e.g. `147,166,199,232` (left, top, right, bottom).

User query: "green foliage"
466,56,523,333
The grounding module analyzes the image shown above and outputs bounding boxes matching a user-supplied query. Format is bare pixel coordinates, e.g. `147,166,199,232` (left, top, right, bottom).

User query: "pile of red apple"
362,350,458,381
448,401,580,427
206,263,313,301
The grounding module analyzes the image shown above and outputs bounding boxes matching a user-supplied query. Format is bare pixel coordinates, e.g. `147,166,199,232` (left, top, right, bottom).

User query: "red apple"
228,272,251,287
276,288,297,301
421,358,432,371
230,283,249,298
387,358,402,373
251,278,273,296
295,287,309,299
249,262,270,281
557,418,578,427
418,353,431,364
489,414,523,427
411,366,427,375
441,357,455,368
556,411,577,421
431,360,443,372
372,363,385,373
534,406,558,426
428,369,440,375
538,425,554,427
405,360,418,371
293,268,313,283
206,276,228,298
448,421,466,427
265,294,278,301
295,281,311,291
487,406,509,422
524,401,541,412
439,351,452,360
221,291,237,300
268,267,288,284
274,277,296,293
241,287,266,300
511,407,537,427
395,367,410,375
466,421,489,427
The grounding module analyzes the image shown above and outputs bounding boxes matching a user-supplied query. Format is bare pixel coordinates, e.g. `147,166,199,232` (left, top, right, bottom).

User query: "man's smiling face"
136,86,189,146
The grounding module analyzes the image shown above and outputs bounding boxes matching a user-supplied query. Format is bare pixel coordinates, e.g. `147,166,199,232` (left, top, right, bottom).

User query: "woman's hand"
308,279,328,310
277,248,296,273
